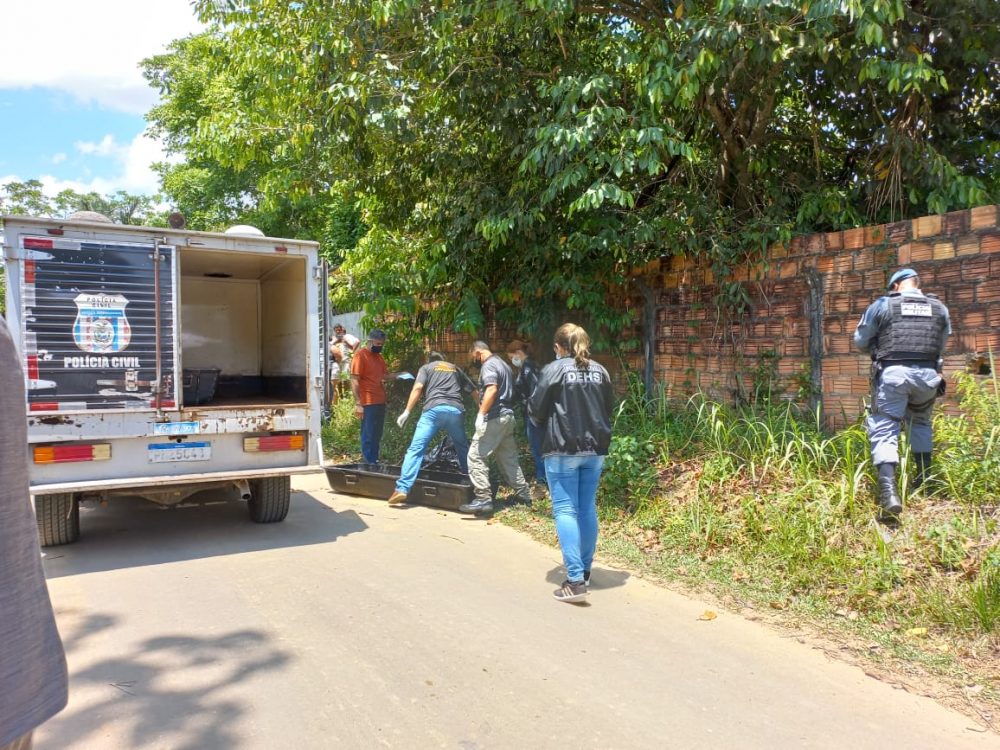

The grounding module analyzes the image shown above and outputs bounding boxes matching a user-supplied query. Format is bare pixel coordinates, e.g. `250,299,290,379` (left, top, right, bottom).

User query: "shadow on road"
42,487,367,579
39,618,291,750
545,566,630,590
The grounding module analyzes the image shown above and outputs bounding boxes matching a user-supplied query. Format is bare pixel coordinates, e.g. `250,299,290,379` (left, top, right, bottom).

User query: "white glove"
475,413,487,433
396,410,410,428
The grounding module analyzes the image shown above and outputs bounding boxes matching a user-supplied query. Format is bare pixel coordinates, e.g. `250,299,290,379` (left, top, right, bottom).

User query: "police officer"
853,268,951,520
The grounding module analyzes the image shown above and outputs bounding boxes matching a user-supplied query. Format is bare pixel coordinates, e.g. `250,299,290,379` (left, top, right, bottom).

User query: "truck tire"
35,493,80,547
248,475,291,523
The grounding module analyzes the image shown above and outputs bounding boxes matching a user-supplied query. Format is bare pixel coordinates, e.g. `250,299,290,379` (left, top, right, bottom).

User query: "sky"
0,0,204,198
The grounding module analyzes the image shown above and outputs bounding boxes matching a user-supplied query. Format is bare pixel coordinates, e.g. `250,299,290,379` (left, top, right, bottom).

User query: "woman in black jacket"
529,324,614,603
506,340,545,482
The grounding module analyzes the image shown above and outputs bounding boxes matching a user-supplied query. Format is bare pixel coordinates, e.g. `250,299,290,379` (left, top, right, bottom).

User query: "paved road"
37,472,996,749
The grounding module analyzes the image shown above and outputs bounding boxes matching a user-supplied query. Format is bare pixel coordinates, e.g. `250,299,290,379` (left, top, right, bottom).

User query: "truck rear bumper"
31,465,322,496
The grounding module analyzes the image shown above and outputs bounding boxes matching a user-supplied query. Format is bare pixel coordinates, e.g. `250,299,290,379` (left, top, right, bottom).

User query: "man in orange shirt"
351,329,392,464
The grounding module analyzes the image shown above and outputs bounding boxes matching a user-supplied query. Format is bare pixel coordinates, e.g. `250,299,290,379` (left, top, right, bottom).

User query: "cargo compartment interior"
178,249,308,407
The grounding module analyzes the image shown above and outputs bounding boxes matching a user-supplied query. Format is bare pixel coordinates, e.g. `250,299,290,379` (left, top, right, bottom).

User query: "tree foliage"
142,34,366,264
0,180,169,315
0,180,168,226
146,0,999,344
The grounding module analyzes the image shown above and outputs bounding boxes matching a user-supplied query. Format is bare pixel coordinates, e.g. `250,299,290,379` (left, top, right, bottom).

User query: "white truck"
2,214,331,546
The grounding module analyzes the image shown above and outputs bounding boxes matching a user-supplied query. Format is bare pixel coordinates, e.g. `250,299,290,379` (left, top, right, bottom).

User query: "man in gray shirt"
459,341,532,515
0,316,68,750
388,352,478,505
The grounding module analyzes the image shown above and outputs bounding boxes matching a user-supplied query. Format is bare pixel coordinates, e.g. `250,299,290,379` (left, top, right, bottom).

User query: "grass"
505,368,1000,719
321,365,1000,721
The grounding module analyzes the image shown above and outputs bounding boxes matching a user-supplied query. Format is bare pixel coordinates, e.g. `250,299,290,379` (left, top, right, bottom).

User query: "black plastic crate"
325,463,473,511
182,368,220,405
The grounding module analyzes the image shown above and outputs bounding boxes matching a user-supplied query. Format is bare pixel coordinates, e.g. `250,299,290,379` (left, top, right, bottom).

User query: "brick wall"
421,205,998,427
428,320,523,371
623,204,1000,427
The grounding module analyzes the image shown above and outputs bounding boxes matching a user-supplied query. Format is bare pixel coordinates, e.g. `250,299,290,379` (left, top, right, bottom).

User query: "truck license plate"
148,442,212,463
151,421,200,436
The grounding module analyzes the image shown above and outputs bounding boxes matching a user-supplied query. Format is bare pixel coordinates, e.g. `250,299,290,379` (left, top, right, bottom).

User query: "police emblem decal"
73,293,132,353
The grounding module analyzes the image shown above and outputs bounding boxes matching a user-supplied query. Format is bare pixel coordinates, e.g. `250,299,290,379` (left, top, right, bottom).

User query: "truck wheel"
35,493,80,547
248,476,291,523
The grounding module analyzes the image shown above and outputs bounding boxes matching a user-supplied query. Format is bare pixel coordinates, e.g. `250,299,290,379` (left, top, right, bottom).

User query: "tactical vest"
871,293,948,363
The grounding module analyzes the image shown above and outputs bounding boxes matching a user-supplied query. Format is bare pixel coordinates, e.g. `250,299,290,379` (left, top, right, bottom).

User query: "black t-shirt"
416,360,475,412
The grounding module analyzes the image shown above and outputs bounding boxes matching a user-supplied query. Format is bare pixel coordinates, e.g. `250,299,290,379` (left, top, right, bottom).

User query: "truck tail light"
34,443,112,464
243,434,305,453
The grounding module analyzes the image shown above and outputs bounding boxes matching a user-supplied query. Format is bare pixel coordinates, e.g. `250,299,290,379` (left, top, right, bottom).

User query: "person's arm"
523,363,540,401
478,384,498,416
511,368,525,403
853,298,885,354
458,370,479,405
528,364,557,427
350,356,364,417
941,304,953,353
403,382,424,413
351,374,363,417
396,381,424,427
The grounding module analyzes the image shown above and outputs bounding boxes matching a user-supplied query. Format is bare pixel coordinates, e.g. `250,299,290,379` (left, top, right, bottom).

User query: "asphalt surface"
37,471,998,749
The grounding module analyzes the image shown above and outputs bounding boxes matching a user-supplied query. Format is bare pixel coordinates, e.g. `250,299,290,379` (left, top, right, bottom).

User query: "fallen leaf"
769,601,787,610
905,627,928,637
698,610,717,621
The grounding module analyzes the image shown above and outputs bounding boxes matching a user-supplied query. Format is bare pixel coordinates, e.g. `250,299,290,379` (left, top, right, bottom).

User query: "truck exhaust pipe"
234,479,252,501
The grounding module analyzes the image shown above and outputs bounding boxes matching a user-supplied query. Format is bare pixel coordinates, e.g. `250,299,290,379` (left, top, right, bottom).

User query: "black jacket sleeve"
527,362,557,427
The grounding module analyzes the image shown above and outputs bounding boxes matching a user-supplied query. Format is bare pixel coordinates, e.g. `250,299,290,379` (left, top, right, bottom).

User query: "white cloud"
75,135,120,157
0,1,203,114
51,153,67,165
3,132,179,197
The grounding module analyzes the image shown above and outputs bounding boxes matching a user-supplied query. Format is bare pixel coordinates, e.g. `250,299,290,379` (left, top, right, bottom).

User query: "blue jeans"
395,406,470,494
361,403,386,464
526,417,546,481
545,454,605,583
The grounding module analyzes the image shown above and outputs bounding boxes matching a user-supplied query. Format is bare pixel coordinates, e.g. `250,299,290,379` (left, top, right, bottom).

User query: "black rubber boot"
876,462,902,521
912,452,932,492
458,498,494,515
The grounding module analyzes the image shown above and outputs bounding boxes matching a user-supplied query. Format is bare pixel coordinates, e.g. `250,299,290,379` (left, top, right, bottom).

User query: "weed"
968,549,1000,633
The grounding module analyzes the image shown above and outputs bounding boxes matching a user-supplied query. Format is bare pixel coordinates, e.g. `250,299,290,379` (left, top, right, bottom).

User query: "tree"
0,181,171,315
142,34,366,264
0,180,168,225
147,1,999,345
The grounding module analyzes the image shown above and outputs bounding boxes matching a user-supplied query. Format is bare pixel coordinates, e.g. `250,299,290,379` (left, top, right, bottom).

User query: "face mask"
511,357,524,368
370,345,383,354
